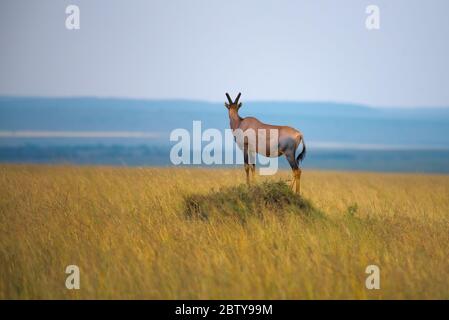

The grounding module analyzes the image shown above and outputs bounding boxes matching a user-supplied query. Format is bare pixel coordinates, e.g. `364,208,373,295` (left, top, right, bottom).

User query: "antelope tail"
296,137,306,166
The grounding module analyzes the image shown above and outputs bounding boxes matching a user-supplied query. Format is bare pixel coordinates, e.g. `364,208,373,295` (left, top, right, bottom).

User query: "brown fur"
225,93,306,194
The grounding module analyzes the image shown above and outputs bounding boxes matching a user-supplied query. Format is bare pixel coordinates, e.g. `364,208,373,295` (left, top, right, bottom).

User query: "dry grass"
0,164,448,299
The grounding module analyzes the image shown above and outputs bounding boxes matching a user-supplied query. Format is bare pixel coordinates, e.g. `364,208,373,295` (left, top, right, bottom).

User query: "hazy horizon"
1,95,449,110
1,94,449,173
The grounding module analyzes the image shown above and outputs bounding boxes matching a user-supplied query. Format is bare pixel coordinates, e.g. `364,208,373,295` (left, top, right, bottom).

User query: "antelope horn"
225,93,233,104
234,92,241,104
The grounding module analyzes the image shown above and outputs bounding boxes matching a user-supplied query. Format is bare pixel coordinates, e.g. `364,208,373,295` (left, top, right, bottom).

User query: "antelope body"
225,93,306,194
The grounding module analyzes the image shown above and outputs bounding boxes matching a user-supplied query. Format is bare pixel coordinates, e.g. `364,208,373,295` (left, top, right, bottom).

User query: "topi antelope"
225,92,306,194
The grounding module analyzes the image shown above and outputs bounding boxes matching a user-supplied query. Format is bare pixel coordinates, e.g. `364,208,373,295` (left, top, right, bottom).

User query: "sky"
0,0,449,107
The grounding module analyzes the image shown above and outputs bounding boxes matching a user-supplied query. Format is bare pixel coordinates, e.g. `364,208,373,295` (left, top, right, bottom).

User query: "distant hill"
1,96,449,148
1,97,449,172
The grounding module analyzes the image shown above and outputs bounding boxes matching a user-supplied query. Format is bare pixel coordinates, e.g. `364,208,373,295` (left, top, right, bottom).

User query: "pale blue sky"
1,0,448,107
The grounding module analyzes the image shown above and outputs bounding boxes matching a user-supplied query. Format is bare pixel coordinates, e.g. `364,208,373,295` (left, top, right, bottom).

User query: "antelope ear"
237,102,242,109
225,102,230,109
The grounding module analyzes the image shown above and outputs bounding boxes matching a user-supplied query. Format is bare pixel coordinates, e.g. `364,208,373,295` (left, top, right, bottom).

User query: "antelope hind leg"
290,176,296,189
294,168,302,194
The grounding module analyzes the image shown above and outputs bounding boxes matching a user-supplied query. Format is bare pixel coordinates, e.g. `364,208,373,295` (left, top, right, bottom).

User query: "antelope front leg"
244,145,252,186
244,164,250,186
250,164,256,183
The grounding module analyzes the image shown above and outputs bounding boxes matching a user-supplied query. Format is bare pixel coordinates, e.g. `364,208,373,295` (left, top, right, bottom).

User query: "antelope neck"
229,109,242,131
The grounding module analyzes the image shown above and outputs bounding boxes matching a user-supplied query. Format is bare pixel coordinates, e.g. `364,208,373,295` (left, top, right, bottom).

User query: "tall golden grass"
0,164,448,299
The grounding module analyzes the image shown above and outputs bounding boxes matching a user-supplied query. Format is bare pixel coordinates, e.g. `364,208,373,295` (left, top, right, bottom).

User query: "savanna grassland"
0,164,448,299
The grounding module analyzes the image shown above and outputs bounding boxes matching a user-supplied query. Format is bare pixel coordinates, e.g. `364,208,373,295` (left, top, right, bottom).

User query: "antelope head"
224,92,242,111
